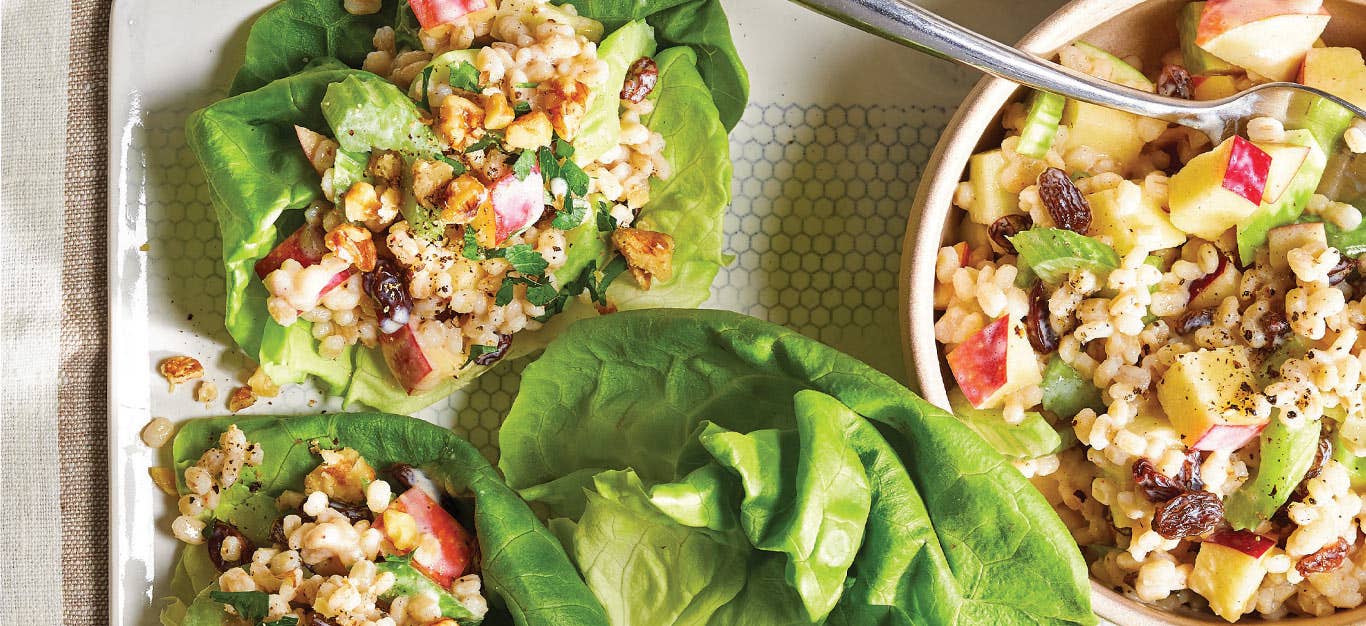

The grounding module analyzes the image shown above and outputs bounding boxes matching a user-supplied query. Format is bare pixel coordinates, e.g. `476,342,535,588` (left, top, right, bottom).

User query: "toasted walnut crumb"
247,367,280,398
195,381,218,403
148,466,178,495
159,356,204,391
611,227,675,289
141,416,176,448
228,387,257,413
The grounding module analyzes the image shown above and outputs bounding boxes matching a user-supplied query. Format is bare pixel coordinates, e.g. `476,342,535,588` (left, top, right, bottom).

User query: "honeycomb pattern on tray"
143,94,948,465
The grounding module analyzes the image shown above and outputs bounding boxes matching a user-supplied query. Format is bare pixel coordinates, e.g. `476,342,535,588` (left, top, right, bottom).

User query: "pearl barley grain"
141,417,175,448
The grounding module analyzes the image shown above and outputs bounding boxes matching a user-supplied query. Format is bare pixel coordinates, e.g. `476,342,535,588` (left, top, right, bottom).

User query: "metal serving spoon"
790,0,1366,202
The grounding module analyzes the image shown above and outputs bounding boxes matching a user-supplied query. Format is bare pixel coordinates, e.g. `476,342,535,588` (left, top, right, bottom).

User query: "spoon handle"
789,0,1204,120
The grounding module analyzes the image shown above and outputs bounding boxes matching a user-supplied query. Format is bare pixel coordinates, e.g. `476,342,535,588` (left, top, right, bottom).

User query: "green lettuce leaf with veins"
229,0,399,95
498,309,1096,626
575,21,657,166
158,413,606,626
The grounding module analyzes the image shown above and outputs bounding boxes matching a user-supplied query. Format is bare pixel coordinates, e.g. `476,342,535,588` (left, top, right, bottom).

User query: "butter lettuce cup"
187,0,746,414
905,0,1366,623
158,413,605,625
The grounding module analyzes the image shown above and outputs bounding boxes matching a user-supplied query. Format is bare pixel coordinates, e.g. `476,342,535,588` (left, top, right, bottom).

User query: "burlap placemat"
60,1,111,623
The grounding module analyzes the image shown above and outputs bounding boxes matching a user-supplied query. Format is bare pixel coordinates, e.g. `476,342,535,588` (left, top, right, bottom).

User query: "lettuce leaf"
575,21,657,165
161,413,606,626
947,388,1062,459
498,309,1096,625
557,0,748,129
229,0,398,95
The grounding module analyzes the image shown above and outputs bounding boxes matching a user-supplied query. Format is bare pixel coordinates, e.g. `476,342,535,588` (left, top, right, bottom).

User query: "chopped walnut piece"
483,92,516,130
293,125,338,176
412,159,457,210
539,78,589,140
159,356,204,391
148,466,178,496
436,95,485,150
504,110,553,150
611,227,675,290
325,223,378,272
343,181,382,222
247,367,280,398
227,386,257,413
366,150,403,187
440,174,487,224
195,381,218,404
304,447,377,504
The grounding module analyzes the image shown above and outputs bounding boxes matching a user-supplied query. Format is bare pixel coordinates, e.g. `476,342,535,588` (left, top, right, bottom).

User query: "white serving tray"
106,0,1062,622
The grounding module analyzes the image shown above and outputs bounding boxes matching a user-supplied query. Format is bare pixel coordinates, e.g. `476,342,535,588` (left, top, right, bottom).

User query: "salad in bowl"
928,0,1366,622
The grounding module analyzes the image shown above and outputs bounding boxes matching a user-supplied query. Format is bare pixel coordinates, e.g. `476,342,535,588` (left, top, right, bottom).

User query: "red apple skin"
381,487,477,588
1197,0,1326,44
1191,422,1268,452
380,322,436,394
407,0,487,30
255,225,356,300
483,167,547,245
1206,529,1277,558
947,316,1010,407
953,242,970,267
1222,136,1273,206
1188,252,1229,300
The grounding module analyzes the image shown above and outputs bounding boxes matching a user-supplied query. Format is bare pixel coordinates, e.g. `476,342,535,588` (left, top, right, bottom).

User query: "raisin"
1026,282,1059,354
1157,64,1194,100
988,214,1033,254
363,259,413,334
620,57,659,103
1037,167,1091,234
1296,537,1351,575
1328,256,1355,286
1304,435,1332,482
474,333,513,366
1177,449,1205,492
269,517,289,547
388,463,421,491
205,520,255,572
1176,308,1214,335
1133,457,1186,502
327,500,372,524
1187,252,1229,300
1152,490,1223,539
303,612,341,626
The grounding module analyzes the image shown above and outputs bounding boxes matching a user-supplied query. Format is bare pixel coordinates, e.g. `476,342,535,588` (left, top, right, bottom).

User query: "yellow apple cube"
1087,180,1185,255
1157,346,1268,451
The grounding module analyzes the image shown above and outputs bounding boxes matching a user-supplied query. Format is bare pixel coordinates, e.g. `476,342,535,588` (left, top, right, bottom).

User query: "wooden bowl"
900,0,1366,623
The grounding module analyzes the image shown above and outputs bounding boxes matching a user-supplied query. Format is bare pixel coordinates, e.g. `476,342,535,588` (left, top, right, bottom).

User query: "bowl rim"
899,0,1366,623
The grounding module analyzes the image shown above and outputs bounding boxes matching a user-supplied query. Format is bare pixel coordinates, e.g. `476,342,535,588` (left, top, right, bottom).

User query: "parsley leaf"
559,159,590,197
418,66,435,108
514,81,539,89
264,618,299,626
449,61,481,92
596,203,618,232
525,279,559,306
495,279,518,307
553,136,575,159
435,154,466,175
211,591,269,623
500,244,549,275
533,260,595,322
592,255,629,305
551,198,587,230
537,146,561,182
512,149,537,180
464,134,499,154
513,100,532,115
466,343,502,366
462,228,484,261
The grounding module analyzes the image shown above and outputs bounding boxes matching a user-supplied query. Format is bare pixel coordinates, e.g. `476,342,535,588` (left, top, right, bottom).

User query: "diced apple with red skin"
1157,346,1268,451
1301,47,1366,110
380,487,478,588
1188,251,1242,311
407,0,487,29
470,168,546,247
255,225,355,299
947,316,1042,410
1169,136,1273,241
1196,0,1330,81
379,321,462,395
1190,530,1277,622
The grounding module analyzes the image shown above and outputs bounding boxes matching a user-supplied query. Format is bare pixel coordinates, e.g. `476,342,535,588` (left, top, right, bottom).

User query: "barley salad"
933,0,1366,622
186,0,746,414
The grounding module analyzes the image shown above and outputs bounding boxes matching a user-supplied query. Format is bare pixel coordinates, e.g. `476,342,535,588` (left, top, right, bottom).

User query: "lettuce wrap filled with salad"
498,309,1097,625
158,413,606,625
187,0,746,413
